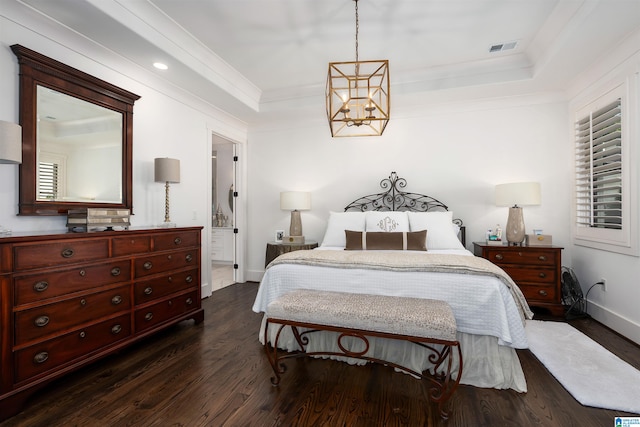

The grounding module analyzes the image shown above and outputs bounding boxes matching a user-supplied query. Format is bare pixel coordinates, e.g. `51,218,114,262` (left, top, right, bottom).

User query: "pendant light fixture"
326,0,390,137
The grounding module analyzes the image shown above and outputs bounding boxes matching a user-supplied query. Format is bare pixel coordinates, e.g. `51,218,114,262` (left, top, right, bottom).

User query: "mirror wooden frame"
11,44,140,216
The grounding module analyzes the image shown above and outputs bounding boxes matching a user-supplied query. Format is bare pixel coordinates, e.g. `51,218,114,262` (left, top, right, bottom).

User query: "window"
38,161,59,200
575,98,622,230
573,81,638,256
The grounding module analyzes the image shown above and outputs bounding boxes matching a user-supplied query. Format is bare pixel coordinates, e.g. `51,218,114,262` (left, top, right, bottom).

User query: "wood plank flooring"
2,282,639,426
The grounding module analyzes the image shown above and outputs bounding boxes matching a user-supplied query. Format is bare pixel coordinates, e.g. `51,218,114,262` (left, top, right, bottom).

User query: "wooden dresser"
473,242,564,316
0,226,204,421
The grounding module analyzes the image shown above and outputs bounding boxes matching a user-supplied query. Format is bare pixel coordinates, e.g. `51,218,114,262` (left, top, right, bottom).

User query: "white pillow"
365,211,410,232
407,211,464,250
320,211,366,247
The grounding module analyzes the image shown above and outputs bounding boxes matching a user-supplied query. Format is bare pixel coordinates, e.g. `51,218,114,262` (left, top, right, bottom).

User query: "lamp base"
505,206,526,245
157,222,177,228
282,235,305,244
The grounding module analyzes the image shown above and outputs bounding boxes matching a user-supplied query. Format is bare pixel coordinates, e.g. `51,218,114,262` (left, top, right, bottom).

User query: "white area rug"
526,320,640,414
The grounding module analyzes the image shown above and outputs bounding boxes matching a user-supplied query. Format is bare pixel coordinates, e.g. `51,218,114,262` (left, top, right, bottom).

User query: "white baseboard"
586,299,640,346
246,269,264,283
201,282,212,298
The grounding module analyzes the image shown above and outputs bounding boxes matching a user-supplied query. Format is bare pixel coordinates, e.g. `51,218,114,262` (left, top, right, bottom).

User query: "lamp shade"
0,120,22,164
280,191,311,211
495,182,541,207
154,158,180,183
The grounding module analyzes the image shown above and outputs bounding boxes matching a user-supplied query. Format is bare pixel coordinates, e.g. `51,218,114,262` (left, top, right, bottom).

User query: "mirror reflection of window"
36,86,123,203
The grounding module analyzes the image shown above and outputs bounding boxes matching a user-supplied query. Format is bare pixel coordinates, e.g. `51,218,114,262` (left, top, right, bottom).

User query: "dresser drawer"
14,314,131,383
519,283,558,303
14,285,130,346
483,249,556,266
135,290,199,333
154,231,200,252
134,268,199,304
13,239,110,271
499,266,556,284
112,235,152,257
134,249,199,278
14,261,131,306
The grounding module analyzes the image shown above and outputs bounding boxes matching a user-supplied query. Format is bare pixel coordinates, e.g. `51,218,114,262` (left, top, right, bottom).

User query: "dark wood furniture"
265,241,318,267
0,227,204,421
473,242,564,316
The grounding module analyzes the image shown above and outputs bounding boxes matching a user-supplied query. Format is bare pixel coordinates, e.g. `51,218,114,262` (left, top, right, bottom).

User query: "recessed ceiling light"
153,62,168,70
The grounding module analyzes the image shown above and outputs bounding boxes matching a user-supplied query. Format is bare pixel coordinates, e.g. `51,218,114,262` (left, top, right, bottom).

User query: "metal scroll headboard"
343,171,465,245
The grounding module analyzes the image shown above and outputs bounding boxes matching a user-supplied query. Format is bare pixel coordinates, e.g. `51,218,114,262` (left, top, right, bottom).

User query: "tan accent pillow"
344,230,427,251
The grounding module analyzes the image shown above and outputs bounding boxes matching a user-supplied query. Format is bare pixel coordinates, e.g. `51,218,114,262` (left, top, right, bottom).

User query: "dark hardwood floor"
2,282,639,426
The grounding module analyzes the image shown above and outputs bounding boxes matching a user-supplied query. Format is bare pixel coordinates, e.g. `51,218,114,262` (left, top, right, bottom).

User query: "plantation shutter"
38,161,59,200
575,98,622,230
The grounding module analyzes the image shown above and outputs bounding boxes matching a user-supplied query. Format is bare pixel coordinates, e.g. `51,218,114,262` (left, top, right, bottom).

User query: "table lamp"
154,157,180,227
280,191,311,244
495,182,541,245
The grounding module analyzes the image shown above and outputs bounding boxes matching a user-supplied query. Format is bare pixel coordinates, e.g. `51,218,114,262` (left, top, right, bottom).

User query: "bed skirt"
259,315,527,393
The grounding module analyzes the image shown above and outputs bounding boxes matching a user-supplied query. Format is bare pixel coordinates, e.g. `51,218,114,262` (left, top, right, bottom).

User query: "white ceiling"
14,0,640,122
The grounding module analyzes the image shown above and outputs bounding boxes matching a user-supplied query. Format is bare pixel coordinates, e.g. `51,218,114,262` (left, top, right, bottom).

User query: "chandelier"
326,0,390,137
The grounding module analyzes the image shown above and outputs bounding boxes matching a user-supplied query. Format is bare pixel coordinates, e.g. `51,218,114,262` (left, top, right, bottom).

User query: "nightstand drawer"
500,266,556,284
473,242,564,316
484,249,556,266
520,283,558,302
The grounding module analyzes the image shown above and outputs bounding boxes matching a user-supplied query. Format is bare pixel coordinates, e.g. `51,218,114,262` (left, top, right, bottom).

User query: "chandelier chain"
354,0,359,63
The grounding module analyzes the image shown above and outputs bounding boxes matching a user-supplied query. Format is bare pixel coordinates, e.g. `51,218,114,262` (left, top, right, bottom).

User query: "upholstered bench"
264,289,463,419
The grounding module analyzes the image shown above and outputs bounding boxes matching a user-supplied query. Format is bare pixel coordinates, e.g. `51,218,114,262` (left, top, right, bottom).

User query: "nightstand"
473,242,564,316
265,241,318,267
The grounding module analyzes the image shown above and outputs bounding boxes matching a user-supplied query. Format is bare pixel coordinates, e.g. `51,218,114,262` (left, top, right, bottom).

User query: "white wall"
246,94,572,279
0,9,248,298
566,30,640,345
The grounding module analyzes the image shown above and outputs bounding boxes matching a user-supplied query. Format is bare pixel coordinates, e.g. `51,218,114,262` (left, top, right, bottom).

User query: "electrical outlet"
599,277,606,291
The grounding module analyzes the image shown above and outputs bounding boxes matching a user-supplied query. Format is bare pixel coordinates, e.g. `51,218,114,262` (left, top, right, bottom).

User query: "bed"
252,172,533,392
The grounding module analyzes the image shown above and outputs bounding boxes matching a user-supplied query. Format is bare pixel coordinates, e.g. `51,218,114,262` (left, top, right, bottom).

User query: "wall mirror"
11,45,140,216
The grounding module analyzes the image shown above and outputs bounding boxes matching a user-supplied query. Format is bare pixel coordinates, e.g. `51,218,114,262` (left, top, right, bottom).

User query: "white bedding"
252,248,530,392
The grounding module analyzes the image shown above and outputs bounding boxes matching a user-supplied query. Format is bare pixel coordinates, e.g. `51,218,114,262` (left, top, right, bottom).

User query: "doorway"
211,135,236,290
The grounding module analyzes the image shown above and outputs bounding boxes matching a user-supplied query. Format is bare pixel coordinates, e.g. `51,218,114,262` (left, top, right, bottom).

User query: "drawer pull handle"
144,312,153,321
494,254,503,260
539,272,546,278
34,352,49,364
61,248,74,258
186,275,193,283
168,276,173,282
538,290,548,296
538,255,547,261
168,300,172,306
79,270,86,277
144,287,153,295
111,324,122,334
174,237,182,245
34,281,49,292
186,254,193,262
186,297,193,305
143,261,153,270
111,295,123,305
80,299,87,306
111,267,121,276
79,331,86,338
34,316,50,327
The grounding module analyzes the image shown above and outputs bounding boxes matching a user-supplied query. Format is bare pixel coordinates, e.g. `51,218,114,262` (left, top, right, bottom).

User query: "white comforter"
252,248,531,392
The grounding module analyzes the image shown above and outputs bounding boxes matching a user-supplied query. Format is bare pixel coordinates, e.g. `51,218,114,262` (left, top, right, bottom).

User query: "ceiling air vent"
489,41,518,53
